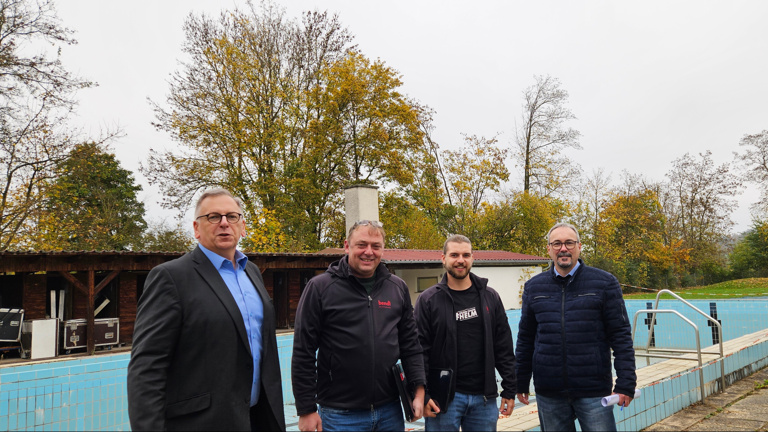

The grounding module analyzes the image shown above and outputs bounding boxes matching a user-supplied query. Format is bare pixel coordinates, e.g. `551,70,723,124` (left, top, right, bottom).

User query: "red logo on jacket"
378,300,391,309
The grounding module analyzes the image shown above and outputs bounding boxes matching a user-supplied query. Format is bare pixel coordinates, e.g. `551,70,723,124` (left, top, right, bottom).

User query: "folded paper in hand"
601,389,642,407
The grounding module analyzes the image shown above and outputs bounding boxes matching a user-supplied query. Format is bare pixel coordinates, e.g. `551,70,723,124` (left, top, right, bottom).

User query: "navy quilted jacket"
515,260,636,398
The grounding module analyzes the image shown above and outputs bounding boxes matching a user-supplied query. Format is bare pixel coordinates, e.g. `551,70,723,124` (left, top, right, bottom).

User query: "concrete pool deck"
496,328,768,431
644,365,768,431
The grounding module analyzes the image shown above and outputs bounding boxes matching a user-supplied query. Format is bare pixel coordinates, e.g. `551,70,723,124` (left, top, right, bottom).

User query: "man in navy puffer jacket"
515,222,636,431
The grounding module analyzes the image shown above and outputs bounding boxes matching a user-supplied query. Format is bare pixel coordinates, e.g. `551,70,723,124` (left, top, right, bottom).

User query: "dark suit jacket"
127,246,285,431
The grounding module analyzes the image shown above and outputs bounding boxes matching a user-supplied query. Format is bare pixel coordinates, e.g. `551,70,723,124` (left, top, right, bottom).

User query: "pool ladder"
631,289,726,403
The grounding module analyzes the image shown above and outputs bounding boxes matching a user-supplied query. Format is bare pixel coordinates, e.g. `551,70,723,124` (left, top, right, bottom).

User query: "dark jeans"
425,392,498,432
318,399,405,431
535,393,617,431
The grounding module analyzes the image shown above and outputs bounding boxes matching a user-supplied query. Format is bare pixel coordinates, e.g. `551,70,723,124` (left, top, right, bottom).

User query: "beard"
555,251,573,267
444,262,471,280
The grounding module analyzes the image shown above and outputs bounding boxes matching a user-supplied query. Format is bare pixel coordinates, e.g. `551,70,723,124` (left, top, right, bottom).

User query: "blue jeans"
535,393,617,431
425,392,498,432
318,399,405,431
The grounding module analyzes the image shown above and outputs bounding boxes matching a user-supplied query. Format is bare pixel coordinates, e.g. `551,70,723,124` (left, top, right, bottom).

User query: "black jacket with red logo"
292,256,426,415
414,273,517,404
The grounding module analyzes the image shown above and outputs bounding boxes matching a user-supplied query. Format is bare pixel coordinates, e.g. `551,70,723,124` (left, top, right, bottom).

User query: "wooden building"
0,250,343,355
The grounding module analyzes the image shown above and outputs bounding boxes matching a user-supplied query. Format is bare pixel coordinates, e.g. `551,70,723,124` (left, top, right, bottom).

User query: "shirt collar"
198,243,248,270
553,260,580,278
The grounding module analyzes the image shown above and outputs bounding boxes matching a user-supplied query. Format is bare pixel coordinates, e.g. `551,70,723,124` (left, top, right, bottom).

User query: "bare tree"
0,0,93,250
0,0,87,105
736,129,768,215
575,168,612,257
514,75,581,195
665,151,742,263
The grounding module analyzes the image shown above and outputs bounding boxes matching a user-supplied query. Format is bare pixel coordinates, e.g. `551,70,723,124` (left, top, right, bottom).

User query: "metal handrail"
632,289,726,402
632,309,708,402
648,290,725,361
652,289,725,389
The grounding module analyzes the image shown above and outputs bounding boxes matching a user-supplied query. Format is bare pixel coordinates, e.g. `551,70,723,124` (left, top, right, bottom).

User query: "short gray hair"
195,188,244,217
546,222,580,243
347,220,386,243
443,234,472,254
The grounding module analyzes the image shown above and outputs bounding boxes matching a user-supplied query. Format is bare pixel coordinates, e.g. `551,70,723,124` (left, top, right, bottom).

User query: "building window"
417,276,438,292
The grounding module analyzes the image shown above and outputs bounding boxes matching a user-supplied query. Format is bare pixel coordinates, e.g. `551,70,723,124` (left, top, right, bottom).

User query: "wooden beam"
87,270,95,354
58,271,88,295
95,270,119,295
58,269,119,355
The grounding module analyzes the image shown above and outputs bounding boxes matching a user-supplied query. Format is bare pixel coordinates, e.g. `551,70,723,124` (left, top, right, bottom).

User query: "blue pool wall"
0,354,130,431
1,299,767,431
625,299,768,351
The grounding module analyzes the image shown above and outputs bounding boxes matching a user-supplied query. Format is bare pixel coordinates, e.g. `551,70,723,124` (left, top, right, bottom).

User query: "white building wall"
393,265,543,310
394,268,444,305
472,266,543,309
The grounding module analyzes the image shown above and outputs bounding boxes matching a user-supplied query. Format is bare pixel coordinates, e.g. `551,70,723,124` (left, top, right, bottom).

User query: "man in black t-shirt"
414,235,517,432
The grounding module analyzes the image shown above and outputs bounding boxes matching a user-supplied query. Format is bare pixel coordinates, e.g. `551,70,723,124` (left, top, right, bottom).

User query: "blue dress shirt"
199,244,264,406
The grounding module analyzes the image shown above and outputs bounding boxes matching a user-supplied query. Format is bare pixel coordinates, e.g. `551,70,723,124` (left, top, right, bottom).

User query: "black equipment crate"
60,318,120,352
0,308,24,342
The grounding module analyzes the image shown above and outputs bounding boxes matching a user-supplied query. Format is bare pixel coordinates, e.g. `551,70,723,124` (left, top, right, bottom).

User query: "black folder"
392,362,415,421
428,368,454,412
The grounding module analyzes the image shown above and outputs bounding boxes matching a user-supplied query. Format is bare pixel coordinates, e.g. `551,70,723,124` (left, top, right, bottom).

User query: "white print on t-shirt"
455,307,478,321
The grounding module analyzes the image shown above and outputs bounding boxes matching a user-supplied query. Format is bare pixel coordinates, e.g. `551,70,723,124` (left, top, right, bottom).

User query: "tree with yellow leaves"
144,2,428,251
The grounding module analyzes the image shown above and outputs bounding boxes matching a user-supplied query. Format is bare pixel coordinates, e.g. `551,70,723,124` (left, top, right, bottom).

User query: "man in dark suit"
127,188,285,431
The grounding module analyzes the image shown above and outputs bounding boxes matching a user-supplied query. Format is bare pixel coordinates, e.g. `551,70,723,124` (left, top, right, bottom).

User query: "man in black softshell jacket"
292,220,426,431
516,222,636,431
414,235,517,431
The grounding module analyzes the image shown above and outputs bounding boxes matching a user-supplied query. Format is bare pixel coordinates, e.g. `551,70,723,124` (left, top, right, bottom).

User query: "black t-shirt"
356,275,376,295
448,283,485,394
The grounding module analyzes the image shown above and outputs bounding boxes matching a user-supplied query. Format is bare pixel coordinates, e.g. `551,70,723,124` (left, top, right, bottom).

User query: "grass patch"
756,379,768,390
623,278,768,300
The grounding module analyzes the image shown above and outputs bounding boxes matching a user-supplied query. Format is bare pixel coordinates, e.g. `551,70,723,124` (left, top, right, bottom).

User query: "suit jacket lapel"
191,246,252,354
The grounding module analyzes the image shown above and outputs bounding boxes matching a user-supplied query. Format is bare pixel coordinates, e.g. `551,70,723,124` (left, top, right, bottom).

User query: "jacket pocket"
166,393,211,418
575,292,602,310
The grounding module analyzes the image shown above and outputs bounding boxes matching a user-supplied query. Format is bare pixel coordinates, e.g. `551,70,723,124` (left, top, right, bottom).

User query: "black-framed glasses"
549,240,579,250
196,212,242,224
353,220,383,228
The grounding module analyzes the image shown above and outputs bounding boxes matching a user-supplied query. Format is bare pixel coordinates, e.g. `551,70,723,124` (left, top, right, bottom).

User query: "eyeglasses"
196,212,243,224
353,220,383,228
549,240,579,250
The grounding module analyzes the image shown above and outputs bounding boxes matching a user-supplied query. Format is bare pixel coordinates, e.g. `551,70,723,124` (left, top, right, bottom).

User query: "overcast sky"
54,0,767,233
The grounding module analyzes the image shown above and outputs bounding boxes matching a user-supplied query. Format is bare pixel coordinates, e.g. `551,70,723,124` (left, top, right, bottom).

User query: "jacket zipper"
368,293,376,406
434,286,460,401
446,287,459,400
362,274,388,408
560,277,571,392
478,285,492,398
